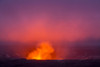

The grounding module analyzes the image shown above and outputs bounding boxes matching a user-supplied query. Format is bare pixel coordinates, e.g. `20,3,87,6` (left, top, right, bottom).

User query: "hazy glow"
0,0,100,42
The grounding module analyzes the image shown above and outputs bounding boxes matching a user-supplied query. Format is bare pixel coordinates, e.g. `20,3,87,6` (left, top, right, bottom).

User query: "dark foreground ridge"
0,59,100,67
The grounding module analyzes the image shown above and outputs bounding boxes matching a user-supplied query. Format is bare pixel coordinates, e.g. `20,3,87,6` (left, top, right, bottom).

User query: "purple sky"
0,0,100,42
0,0,100,59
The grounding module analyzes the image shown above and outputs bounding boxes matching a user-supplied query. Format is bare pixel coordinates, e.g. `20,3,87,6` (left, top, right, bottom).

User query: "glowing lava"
26,42,55,60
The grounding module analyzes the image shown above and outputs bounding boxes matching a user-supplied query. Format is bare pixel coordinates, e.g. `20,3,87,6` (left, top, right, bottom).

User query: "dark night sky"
0,0,100,59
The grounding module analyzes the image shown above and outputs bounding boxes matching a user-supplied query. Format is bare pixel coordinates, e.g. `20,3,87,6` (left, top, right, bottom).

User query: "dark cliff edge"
0,59,100,67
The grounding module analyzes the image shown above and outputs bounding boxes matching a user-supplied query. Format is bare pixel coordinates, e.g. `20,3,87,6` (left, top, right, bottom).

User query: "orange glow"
26,42,56,60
